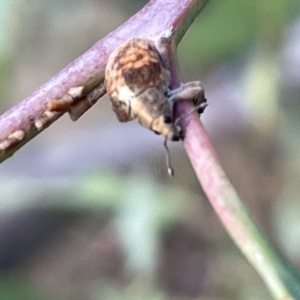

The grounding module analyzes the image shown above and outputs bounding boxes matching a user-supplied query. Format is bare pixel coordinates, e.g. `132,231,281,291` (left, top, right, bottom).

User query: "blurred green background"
0,0,300,299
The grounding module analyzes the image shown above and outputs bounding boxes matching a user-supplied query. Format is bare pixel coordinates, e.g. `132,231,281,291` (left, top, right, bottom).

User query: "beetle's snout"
151,116,182,141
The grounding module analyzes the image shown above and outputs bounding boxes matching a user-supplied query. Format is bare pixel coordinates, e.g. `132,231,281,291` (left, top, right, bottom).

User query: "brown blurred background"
0,0,300,299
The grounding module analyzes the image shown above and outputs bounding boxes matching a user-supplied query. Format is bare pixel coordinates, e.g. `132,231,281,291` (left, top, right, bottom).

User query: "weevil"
105,31,207,175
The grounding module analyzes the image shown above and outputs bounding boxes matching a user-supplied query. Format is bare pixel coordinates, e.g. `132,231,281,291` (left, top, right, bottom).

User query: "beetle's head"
132,88,182,141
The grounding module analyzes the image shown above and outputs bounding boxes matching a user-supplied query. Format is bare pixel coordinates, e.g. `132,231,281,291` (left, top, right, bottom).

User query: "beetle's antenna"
163,138,174,176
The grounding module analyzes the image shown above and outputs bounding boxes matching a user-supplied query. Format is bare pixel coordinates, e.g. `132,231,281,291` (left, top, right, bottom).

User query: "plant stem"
175,98,300,299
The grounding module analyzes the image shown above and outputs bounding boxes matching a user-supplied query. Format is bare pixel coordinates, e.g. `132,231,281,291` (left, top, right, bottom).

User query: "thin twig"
0,0,208,162
1,1,299,299
174,96,300,300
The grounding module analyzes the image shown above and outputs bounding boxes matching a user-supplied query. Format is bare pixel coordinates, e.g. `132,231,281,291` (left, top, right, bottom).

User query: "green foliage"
0,276,54,300
178,0,300,67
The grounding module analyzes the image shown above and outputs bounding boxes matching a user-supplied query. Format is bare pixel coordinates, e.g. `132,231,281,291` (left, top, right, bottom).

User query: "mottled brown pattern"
105,37,176,137
111,100,131,122
105,36,206,142
105,38,169,99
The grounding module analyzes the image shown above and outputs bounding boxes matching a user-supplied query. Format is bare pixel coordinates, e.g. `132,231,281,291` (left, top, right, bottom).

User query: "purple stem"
0,0,208,162
1,0,300,297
